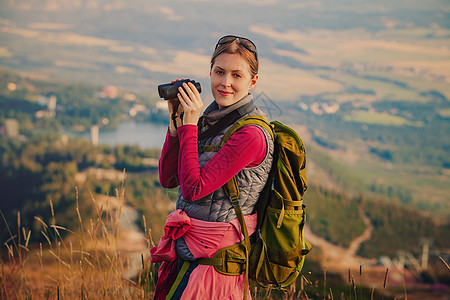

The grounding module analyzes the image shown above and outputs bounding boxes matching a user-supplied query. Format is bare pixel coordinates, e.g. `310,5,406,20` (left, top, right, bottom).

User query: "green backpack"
196,115,311,294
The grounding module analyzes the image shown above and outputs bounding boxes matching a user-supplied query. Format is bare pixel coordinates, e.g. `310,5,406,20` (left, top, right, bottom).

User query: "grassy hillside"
285,101,450,220
0,133,170,244
306,185,450,258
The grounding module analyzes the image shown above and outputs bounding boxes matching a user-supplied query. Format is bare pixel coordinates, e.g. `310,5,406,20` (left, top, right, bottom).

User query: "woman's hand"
167,79,184,136
177,82,203,126
168,98,183,136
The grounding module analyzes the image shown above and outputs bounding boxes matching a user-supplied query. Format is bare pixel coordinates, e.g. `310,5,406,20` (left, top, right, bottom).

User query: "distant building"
4,119,19,137
90,125,99,146
309,102,340,115
298,102,309,111
35,94,57,118
35,110,55,118
47,95,57,112
310,102,323,115
322,102,340,114
7,82,16,91
156,100,169,111
123,93,137,102
129,104,147,117
100,85,118,99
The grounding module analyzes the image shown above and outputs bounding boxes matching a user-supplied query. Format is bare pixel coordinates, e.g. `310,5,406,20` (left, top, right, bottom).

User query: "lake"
70,121,168,149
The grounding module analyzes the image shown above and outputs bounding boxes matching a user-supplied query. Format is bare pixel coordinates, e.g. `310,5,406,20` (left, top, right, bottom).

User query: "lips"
218,90,233,96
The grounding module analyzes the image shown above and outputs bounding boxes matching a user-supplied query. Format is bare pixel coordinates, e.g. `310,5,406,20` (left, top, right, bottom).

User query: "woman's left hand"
177,82,203,126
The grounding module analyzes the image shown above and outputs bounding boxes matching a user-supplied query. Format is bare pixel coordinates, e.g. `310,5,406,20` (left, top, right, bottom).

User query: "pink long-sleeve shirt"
159,124,267,201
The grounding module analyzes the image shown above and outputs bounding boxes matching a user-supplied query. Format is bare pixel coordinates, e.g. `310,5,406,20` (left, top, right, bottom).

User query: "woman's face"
210,53,258,108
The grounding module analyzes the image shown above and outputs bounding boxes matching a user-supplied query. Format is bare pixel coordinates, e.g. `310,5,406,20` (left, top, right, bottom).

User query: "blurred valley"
0,0,449,298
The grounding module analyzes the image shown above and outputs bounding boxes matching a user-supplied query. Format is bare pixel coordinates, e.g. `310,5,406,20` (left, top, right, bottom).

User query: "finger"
188,82,201,98
178,85,192,104
183,82,195,96
177,91,189,108
177,102,184,113
177,94,192,114
186,83,203,110
184,82,201,104
182,83,196,100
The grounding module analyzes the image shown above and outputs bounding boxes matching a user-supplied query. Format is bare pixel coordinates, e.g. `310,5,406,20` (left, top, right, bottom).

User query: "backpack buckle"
229,194,239,206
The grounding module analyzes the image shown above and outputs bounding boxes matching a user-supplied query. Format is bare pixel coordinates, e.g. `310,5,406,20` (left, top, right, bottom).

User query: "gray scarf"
199,93,253,128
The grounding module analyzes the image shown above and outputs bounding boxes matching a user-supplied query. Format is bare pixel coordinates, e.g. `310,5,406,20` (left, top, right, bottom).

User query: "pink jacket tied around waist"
150,209,257,262
150,209,257,299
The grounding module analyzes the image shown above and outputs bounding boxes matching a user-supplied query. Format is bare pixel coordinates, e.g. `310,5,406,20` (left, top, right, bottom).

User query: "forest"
0,133,165,243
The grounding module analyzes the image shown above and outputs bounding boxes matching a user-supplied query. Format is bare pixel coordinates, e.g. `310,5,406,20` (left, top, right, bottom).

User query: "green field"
438,108,450,118
344,110,422,126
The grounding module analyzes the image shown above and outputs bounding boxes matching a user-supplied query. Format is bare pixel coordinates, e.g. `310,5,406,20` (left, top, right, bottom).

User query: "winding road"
304,207,376,274
92,194,148,279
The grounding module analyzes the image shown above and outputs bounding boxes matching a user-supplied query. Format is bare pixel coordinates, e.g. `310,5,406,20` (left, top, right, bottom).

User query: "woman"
151,35,274,299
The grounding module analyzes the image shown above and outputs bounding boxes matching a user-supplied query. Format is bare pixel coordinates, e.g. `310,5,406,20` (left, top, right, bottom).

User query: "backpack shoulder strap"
220,115,275,300
221,114,277,228
221,114,275,245
221,114,275,207
220,115,274,147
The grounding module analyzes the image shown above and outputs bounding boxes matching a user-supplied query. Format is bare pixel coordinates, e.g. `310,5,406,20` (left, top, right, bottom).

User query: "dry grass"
0,203,395,300
1,181,317,299
1,182,156,299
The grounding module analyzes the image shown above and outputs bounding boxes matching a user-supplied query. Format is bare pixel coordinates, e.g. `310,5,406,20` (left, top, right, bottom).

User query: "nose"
221,75,231,87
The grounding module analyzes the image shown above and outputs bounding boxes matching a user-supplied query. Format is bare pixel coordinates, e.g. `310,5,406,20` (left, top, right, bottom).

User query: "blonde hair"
210,40,258,78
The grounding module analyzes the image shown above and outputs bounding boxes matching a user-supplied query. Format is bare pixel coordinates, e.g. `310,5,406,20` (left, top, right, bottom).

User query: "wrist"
169,125,177,136
169,115,178,136
182,112,200,126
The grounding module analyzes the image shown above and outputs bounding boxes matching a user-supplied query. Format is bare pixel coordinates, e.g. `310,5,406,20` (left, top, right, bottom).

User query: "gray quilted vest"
176,94,274,223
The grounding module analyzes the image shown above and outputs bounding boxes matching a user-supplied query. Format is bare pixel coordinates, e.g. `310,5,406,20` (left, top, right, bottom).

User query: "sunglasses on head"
215,35,258,62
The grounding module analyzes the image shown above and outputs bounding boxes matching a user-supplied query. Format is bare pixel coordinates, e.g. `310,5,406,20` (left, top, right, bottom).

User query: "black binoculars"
158,79,202,100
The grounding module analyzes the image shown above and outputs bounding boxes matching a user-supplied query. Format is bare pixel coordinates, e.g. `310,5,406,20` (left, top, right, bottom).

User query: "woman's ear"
249,74,258,90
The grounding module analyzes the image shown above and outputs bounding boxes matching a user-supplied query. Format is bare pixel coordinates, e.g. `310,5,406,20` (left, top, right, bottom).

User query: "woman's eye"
233,74,242,78
216,70,224,75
